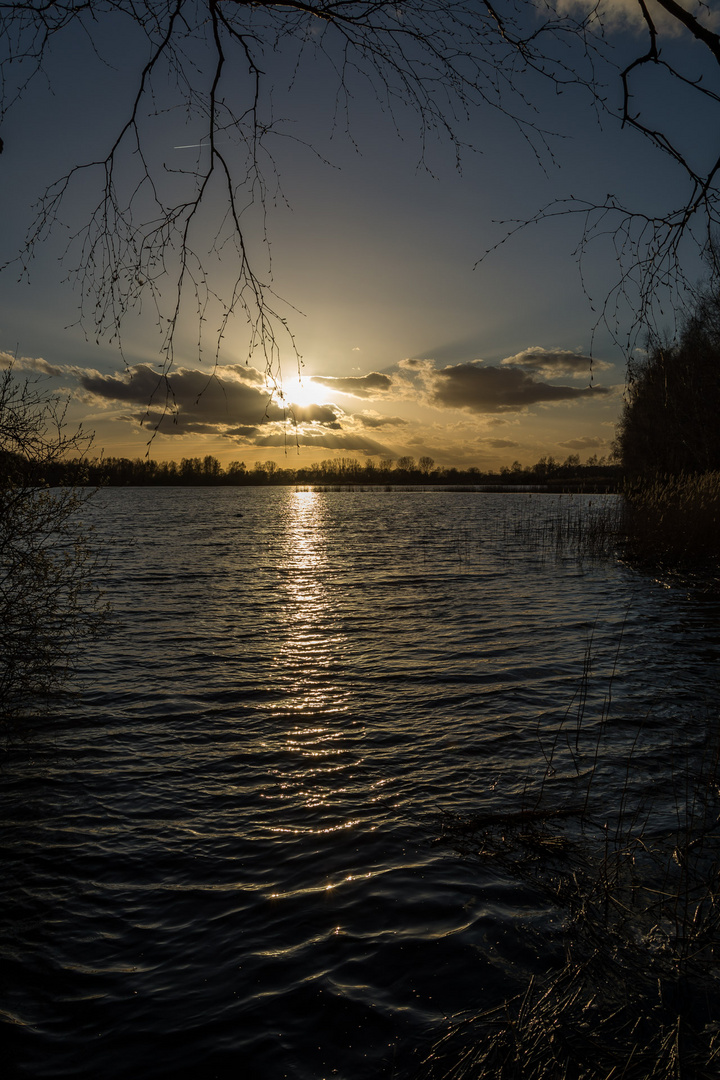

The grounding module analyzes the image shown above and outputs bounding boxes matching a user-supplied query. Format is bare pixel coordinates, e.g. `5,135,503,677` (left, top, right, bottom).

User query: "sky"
0,1,715,470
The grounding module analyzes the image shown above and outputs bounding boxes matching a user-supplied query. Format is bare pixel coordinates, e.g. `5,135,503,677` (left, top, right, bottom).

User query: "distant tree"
180,456,203,482
617,286,720,475
157,459,179,483
418,456,435,476
202,454,222,481
533,455,560,478
0,367,103,741
3,0,720,377
226,460,248,483
395,456,416,474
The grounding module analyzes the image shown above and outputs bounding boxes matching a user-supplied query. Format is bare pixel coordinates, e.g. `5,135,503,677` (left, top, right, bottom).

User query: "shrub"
0,367,103,744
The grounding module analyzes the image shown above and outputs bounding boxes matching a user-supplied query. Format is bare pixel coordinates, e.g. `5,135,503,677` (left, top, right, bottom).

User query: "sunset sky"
0,2,713,469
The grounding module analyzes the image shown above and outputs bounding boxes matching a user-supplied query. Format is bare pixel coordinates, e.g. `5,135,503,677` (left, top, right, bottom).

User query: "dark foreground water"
2,489,719,1079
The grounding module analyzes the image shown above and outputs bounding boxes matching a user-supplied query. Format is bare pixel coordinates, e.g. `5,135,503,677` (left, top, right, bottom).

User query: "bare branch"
2,0,720,374
0,1,606,390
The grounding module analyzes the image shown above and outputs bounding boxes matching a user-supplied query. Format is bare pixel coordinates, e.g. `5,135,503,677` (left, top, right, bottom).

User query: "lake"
2,488,719,1078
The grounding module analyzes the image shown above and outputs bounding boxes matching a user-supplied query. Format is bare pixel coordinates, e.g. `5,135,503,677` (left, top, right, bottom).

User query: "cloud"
309,372,393,398
77,362,340,435
399,357,435,377
428,361,610,414
354,411,409,428
74,362,396,453
502,347,611,379
226,425,261,437
290,403,342,424
558,435,610,450
0,350,65,376
555,0,716,32
252,431,391,454
79,363,275,431
487,438,521,449
220,363,266,385
394,357,437,394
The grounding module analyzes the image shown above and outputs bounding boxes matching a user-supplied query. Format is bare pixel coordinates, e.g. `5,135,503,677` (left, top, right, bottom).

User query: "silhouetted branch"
2,1,720,368
0,1,603,383
0,364,103,741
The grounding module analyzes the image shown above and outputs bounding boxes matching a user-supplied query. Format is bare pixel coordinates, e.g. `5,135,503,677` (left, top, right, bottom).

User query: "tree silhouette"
616,284,720,475
0,366,103,740
2,0,720,373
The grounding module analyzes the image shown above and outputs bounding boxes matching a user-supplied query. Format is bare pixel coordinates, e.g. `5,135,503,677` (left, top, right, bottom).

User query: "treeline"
31,451,620,488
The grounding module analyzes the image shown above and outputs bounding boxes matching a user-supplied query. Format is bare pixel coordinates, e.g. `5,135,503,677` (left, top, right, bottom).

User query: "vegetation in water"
421,640,720,1080
500,283,720,568
621,472,720,566
604,281,720,566
514,479,720,570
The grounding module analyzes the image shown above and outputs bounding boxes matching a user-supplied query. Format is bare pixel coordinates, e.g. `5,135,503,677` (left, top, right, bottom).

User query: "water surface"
2,489,718,1078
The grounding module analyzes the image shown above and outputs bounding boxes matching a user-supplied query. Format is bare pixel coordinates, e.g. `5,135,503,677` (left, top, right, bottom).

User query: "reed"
622,472,720,565
515,475,720,567
418,644,720,1080
514,496,625,562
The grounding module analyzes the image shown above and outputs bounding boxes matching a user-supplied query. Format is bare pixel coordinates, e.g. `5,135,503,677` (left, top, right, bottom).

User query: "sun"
272,375,320,410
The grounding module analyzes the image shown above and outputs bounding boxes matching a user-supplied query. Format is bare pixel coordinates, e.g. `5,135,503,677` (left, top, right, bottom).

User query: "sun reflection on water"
273,488,348,708
266,489,360,834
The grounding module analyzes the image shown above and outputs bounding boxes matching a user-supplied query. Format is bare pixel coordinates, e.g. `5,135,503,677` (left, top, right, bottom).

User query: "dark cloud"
78,363,338,435
487,438,520,449
252,431,390,454
502,347,611,378
310,372,393,398
429,361,610,414
222,364,265,384
354,412,408,428
226,425,260,437
558,435,610,450
288,402,339,424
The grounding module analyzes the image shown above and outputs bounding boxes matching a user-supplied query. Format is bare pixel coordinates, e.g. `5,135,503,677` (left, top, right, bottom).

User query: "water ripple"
2,489,719,1078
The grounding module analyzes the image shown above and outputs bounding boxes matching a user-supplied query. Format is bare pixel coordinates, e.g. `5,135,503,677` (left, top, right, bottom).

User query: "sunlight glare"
272,376,320,410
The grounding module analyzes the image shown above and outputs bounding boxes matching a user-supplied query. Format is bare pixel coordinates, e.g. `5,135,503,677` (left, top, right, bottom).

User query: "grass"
514,473,720,569
622,472,720,566
513,495,625,563
417,638,720,1080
